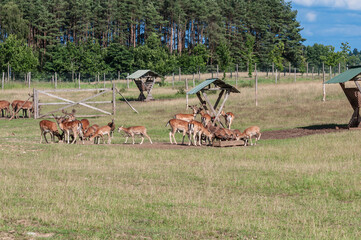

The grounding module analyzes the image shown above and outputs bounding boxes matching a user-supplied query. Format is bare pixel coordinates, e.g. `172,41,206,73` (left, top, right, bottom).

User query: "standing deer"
89,121,114,144
39,120,63,143
0,100,11,117
166,119,191,145
237,126,261,146
12,100,33,118
188,120,213,146
83,124,99,140
221,110,235,129
80,119,90,132
174,105,202,122
118,125,153,144
199,108,212,127
53,115,84,144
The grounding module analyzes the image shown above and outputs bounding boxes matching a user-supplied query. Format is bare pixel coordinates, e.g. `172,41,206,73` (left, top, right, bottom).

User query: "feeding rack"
187,78,240,127
127,70,161,101
326,66,361,128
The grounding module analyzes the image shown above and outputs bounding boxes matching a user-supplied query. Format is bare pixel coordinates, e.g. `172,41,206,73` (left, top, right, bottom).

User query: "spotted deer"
199,109,212,127
188,120,213,146
83,124,99,140
39,120,63,143
89,121,114,144
237,126,261,146
118,125,153,144
174,105,201,122
221,110,235,129
53,114,84,144
0,100,10,117
166,119,192,145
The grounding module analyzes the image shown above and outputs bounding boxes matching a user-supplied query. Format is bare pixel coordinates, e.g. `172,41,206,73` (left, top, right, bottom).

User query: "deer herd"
1,98,261,146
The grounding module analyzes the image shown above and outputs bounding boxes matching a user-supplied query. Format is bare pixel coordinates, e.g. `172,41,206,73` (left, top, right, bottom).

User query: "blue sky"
291,0,361,52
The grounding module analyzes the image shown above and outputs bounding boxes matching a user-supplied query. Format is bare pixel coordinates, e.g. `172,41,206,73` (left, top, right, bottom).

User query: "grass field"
0,76,360,239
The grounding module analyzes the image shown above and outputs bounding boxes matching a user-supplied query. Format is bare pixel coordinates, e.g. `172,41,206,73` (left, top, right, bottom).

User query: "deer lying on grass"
188,120,213,146
89,120,114,144
174,105,201,122
118,125,153,144
83,124,99,140
237,126,261,146
53,114,84,144
39,120,63,143
166,119,191,145
221,110,235,129
0,100,11,117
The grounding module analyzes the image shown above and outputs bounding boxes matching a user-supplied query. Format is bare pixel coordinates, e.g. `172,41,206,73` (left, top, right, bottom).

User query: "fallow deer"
0,100,10,117
83,124,99,140
39,120,63,143
11,100,31,118
89,121,114,144
166,119,191,145
237,126,261,146
174,105,201,122
117,125,153,144
221,110,235,129
199,109,212,127
188,120,213,146
53,115,84,144
80,119,90,132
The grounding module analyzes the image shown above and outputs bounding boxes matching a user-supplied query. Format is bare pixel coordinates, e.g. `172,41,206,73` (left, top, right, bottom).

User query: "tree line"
0,0,359,78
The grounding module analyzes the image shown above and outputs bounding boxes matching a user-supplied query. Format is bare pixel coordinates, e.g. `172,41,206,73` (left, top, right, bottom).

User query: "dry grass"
0,78,360,239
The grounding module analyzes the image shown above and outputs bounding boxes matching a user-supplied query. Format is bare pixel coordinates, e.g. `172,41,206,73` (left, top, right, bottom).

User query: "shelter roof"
126,70,161,79
187,78,240,95
326,66,361,84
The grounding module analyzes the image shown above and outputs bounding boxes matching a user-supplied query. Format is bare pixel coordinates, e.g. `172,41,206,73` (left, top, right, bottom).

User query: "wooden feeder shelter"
326,66,361,128
127,70,161,101
187,78,240,127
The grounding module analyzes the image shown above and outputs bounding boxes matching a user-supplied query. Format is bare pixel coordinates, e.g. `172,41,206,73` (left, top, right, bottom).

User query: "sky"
291,0,361,52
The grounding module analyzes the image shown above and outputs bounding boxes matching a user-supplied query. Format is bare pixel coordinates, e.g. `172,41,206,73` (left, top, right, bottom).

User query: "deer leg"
71,130,77,144
40,132,44,144
132,134,135,144
107,133,111,144
140,136,144,145
124,136,128,144
169,131,173,144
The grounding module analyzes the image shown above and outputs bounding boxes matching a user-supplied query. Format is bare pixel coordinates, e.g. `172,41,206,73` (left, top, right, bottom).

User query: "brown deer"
12,100,33,118
118,125,153,144
237,126,261,146
39,120,63,143
80,119,90,132
89,121,114,144
0,100,11,117
83,124,99,140
199,108,212,127
174,105,201,122
188,120,213,146
166,119,191,145
221,110,235,129
53,115,84,144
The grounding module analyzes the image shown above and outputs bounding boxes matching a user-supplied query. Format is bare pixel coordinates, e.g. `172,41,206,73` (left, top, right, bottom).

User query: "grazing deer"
188,120,213,146
237,126,261,146
166,119,191,145
118,125,153,144
39,120,63,143
174,105,201,122
221,110,235,129
53,115,84,144
0,100,11,117
83,124,99,140
89,121,114,144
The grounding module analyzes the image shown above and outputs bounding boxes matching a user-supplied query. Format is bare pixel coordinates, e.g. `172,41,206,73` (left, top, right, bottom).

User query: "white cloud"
293,0,361,10
322,24,361,37
305,12,317,22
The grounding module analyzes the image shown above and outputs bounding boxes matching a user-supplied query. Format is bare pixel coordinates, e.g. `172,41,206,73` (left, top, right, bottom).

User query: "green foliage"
215,41,233,78
242,34,256,77
0,1,28,41
269,42,285,72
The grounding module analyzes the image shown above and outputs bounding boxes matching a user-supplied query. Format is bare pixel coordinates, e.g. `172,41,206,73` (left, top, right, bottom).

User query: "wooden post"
275,69,278,84
103,73,106,88
323,63,326,102
289,62,291,75
272,62,274,76
179,67,181,82
236,64,238,87
2,72,4,90
7,63,10,83
127,73,129,88
185,77,189,109
112,83,116,116
198,68,201,81
192,73,195,87
118,71,120,81
312,67,314,80
52,75,54,86
78,72,81,89
172,72,175,89
216,65,219,78
33,88,38,119
338,63,341,74
294,68,296,82
28,72,31,89
255,63,258,107
306,62,309,76
55,72,57,89
329,66,332,78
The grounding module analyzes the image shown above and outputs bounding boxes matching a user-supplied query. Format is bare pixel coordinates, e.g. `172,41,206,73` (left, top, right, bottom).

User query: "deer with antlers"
0,100,11,118
237,126,261,146
221,110,235,129
39,120,63,143
118,125,152,145
174,105,202,122
53,112,84,144
89,120,114,144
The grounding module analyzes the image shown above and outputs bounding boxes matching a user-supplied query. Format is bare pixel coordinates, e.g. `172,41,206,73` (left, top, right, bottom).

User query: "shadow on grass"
300,123,348,130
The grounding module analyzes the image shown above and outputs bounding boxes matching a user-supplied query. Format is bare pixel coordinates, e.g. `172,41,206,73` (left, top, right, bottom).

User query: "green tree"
0,1,28,41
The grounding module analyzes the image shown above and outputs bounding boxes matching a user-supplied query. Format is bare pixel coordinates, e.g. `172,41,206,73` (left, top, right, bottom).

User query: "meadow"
0,74,360,239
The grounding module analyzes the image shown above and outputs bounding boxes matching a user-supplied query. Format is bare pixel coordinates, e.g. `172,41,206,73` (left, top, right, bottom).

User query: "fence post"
127,73,129,88
216,65,219,78
78,72,81,89
236,64,238,87
322,63,326,101
55,72,57,89
306,62,309,77
179,67,181,82
172,72,175,89
338,63,341,74
275,69,278,84
198,67,201,81
2,72,4,90
289,62,291,75
294,68,296,82
272,62,274,76
192,73,195,87
118,71,120,81
185,77,189,109
28,72,31,89
33,88,38,119
112,83,116,116
255,63,258,106
104,73,106,88
312,67,314,80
